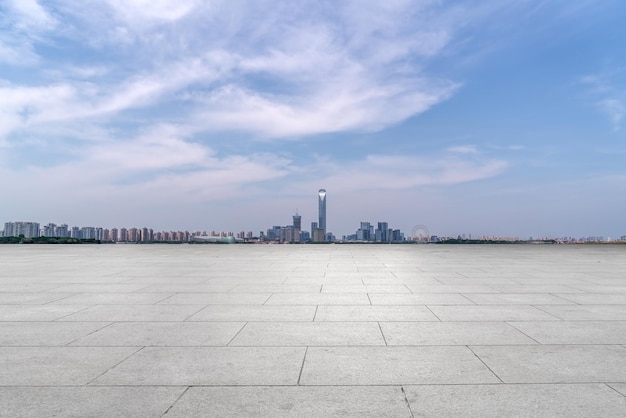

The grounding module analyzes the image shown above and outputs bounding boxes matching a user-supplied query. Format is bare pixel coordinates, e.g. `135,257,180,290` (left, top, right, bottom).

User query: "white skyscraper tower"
318,189,326,234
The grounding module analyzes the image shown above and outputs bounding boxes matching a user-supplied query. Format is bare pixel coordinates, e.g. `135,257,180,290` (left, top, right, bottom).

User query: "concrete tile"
0,346,138,385
47,284,150,293
535,304,626,320
508,321,626,344
187,305,316,321
231,284,321,293
93,347,305,385
569,285,626,293
472,345,626,383
0,304,90,321
0,284,62,292
300,346,500,385
314,305,439,321
406,284,498,293
157,293,271,305
404,384,626,418
0,292,74,304
265,293,371,305
70,321,245,346
230,322,385,346
463,293,575,305
381,322,537,345
165,386,411,418
487,284,586,293
555,293,626,304
139,284,235,292
282,277,365,285
50,292,172,305
0,321,109,346
59,305,203,321
321,284,411,293
428,305,561,321
0,386,184,418
369,294,475,305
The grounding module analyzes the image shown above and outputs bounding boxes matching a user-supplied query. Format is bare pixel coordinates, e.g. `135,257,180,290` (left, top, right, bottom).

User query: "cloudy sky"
1,0,625,238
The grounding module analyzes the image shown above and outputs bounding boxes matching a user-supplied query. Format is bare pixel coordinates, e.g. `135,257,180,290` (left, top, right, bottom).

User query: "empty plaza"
0,244,625,417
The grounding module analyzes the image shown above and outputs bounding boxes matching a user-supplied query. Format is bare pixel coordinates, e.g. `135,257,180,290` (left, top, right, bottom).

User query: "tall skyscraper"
318,189,326,234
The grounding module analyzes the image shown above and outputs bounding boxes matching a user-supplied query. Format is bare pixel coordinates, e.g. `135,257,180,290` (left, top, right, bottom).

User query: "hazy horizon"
1,1,625,238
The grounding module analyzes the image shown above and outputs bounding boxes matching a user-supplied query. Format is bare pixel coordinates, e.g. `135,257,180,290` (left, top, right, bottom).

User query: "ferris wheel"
411,225,430,242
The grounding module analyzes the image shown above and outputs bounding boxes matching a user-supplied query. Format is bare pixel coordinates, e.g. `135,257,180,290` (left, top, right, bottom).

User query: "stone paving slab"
70,321,246,346
508,321,626,344
165,386,412,417
230,321,385,346
299,346,501,385
0,386,185,418
314,305,440,321
0,321,110,346
404,384,626,417
187,305,317,321
380,321,538,345
428,305,561,321
0,346,139,385
471,345,626,383
92,347,306,385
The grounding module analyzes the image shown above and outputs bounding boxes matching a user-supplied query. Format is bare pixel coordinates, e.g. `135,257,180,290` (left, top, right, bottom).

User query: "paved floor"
0,244,625,417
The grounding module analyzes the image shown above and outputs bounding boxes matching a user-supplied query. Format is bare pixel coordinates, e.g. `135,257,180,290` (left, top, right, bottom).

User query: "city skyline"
1,2,625,238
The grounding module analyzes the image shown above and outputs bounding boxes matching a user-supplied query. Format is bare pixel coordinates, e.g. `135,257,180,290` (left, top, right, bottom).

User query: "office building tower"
318,189,326,234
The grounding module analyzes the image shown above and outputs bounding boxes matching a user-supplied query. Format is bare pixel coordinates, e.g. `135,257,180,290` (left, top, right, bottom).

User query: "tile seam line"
466,345,504,384
297,347,309,386
85,346,145,386
605,383,626,398
64,321,116,346
401,386,415,418
503,321,542,345
159,386,190,418
225,322,249,346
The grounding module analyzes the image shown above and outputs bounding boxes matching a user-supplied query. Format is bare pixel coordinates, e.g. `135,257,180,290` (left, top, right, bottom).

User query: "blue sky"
1,0,625,238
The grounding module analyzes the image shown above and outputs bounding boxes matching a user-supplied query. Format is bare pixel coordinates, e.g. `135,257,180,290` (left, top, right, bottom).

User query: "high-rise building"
318,189,326,234
3,222,40,238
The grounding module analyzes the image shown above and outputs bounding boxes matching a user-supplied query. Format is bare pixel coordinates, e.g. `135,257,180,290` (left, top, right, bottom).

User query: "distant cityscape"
2,189,625,244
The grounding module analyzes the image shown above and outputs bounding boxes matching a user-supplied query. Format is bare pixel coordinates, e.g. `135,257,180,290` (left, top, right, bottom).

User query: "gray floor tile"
0,386,184,418
471,345,626,383
165,386,411,418
555,294,626,304
487,285,586,293
157,293,271,305
70,321,245,346
314,305,440,321
404,384,626,417
47,284,151,293
50,292,172,305
0,304,90,321
428,305,561,321
380,322,537,345
0,347,138,385
300,346,500,385
463,293,575,305
58,305,204,321
405,284,498,293
321,284,411,293
231,284,322,293
265,293,371,305
93,347,305,385
534,304,626,320
0,292,74,304
136,284,235,292
0,321,110,346
369,294,475,305
188,305,316,321
230,322,385,346
508,321,626,344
